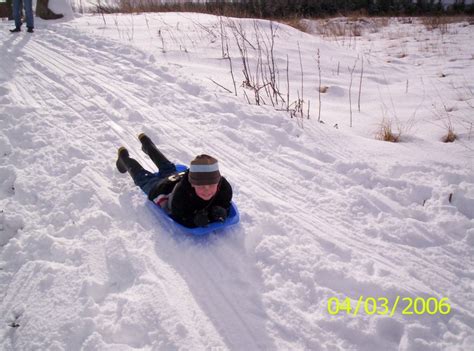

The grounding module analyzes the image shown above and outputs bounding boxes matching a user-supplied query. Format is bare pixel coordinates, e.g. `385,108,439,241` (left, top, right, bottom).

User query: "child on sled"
116,134,233,228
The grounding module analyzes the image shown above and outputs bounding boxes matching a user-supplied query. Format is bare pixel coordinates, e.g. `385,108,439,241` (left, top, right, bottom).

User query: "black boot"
116,147,129,173
10,27,21,33
138,133,171,166
116,147,144,177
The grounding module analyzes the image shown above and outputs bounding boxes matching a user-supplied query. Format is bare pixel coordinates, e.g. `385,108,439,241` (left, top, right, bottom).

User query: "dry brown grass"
283,18,310,33
442,127,457,142
317,20,362,37
373,17,391,30
310,17,392,38
420,16,471,33
421,16,450,33
319,86,329,93
376,119,400,142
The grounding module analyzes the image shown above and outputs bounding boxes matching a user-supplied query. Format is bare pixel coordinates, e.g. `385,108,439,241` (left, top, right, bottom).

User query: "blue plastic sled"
146,164,239,236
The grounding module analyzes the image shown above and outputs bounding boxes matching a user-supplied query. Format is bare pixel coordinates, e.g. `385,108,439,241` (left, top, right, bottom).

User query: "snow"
1,8,473,351
48,0,75,18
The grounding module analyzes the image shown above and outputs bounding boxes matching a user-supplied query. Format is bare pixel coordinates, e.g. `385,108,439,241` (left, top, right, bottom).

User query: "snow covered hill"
0,11,473,351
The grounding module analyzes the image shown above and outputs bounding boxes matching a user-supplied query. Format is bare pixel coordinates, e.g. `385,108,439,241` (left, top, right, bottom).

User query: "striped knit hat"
189,154,221,186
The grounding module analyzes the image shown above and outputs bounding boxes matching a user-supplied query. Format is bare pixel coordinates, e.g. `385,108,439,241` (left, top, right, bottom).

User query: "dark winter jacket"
148,171,233,228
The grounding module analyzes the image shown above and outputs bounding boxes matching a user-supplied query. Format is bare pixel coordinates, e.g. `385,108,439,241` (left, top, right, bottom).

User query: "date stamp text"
327,296,451,316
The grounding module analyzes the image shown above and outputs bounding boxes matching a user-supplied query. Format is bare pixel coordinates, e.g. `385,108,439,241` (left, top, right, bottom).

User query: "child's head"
189,155,221,200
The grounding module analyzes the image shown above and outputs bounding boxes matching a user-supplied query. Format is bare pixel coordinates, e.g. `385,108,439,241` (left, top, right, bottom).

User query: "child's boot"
116,147,130,173
116,147,144,177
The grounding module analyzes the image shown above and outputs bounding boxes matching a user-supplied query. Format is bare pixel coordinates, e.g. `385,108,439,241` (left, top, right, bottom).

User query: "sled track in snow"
1,25,287,350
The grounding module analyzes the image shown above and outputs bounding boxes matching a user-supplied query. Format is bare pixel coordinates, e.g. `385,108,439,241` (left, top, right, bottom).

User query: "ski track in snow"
0,15,473,351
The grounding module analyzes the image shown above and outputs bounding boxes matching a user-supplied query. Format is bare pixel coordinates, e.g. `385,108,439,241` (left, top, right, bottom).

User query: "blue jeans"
132,160,177,197
13,0,34,29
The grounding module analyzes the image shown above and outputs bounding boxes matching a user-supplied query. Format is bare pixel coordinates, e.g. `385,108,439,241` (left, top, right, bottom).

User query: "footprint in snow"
0,210,24,246
0,166,16,197
450,192,474,219
105,238,138,292
0,133,12,156
0,87,11,104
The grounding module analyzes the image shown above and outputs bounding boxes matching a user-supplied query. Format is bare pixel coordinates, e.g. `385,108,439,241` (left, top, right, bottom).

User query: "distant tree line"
105,0,474,16
199,0,474,17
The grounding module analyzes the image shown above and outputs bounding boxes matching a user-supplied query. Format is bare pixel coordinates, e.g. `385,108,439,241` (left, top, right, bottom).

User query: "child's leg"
139,134,177,177
132,171,164,197
117,147,163,197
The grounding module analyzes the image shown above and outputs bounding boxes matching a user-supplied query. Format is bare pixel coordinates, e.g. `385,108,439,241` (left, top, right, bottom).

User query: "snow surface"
1,8,473,351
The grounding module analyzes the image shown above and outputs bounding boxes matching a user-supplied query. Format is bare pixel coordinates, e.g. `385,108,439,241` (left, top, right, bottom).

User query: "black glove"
193,210,210,227
210,206,227,222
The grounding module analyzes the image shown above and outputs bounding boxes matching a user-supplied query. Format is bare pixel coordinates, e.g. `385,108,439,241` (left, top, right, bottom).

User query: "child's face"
192,183,219,200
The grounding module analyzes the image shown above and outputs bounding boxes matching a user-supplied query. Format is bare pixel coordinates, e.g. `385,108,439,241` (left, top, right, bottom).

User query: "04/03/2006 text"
327,296,451,316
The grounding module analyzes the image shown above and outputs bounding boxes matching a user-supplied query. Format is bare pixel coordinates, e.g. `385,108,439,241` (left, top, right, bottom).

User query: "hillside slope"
0,15,473,350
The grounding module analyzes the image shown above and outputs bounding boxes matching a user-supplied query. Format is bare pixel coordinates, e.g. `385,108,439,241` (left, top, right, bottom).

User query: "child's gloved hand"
193,210,210,227
210,206,227,222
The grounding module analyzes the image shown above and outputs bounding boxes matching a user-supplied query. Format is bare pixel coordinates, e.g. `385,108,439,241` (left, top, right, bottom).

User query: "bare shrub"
226,19,288,111
348,58,358,127
316,49,322,122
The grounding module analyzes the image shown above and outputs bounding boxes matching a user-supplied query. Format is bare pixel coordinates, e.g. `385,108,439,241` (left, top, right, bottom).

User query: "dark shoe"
27,27,34,33
9,27,21,33
116,147,130,173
